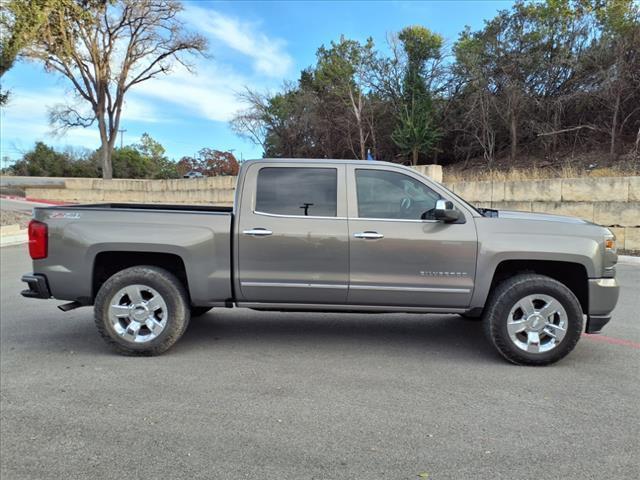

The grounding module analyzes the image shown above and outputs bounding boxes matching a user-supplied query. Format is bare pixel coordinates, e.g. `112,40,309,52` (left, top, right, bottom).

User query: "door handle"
353,231,384,240
243,228,273,237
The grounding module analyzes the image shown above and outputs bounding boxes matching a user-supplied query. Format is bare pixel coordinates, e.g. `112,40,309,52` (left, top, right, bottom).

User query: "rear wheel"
483,274,583,366
94,266,190,356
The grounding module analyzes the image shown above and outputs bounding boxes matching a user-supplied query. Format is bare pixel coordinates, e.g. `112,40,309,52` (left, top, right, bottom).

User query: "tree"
590,0,640,158
136,132,166,161
392,26,443,165
315,36,375,160
197,148,239,176
231,1,639,168
452,30,498,165
176,149,239,176
135,132,178,178
10,141,69,176
110,146,154,178
10,142,98,177
19,0,206,179
0,0,61,104
176,156,197,176
232,82,323,159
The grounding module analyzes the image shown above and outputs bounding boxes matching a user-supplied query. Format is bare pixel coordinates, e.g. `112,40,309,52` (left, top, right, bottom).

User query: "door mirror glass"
433,199,460,223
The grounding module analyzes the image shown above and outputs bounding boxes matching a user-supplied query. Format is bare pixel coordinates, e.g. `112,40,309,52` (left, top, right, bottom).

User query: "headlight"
603,230,618,277
604,230,616,251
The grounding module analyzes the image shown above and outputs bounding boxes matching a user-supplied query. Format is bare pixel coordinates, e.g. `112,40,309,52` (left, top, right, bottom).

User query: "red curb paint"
1,195,71,205
583,334,640,349
24,198,74,205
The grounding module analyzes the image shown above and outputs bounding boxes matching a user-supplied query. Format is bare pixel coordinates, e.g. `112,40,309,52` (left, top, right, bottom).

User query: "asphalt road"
1,244,639,480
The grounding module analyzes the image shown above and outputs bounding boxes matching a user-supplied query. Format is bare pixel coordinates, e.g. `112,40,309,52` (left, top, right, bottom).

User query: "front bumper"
21,274,51,299
585,278,619,334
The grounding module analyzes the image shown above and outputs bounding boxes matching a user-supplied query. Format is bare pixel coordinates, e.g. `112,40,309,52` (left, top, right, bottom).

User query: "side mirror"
434,199,460,223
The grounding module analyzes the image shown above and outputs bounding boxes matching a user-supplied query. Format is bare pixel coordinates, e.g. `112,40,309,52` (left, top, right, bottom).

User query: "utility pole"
118,129,127,149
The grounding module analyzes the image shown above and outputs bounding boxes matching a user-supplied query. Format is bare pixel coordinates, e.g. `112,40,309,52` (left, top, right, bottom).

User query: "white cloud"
183,6,293,78
0,6,293,159
0,89,101,154
0,88,163,151
120,7,294,123
130,62,249,122
121,95,164,124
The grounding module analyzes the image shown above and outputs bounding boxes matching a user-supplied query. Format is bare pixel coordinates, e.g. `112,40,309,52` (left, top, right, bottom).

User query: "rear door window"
256,167,338,217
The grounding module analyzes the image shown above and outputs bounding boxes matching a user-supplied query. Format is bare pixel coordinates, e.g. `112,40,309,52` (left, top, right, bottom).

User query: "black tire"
191,306,213,317
483,273,583,366
94,266,190,356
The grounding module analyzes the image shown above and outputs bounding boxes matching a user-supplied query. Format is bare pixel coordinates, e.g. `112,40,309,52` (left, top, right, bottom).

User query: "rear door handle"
353,231,384,240
243,228,273,237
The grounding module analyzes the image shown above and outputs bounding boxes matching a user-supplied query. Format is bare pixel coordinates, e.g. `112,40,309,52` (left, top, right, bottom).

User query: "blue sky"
0,0,512,166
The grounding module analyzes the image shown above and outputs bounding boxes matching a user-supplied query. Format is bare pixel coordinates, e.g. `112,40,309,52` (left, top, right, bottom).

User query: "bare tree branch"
21,0,207,179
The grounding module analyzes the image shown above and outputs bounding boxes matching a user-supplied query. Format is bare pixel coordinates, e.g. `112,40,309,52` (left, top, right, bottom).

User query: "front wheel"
94,266,190,356
483,274,583,366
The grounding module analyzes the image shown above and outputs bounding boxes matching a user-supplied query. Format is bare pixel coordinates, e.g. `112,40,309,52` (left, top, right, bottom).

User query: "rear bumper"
585,278,619,334
21,274,51,299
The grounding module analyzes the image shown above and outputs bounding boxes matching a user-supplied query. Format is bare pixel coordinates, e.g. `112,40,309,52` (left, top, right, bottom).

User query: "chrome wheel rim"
507,294,568,354
108,284,168,343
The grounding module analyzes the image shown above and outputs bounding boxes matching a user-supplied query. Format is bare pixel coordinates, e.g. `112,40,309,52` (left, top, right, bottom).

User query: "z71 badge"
48,212,81,219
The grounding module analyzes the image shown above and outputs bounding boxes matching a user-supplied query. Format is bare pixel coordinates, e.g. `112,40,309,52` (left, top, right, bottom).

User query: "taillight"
28,220,48,259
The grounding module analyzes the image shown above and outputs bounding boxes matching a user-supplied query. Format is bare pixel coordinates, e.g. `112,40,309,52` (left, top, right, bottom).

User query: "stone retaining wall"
447,177,639,250
26,176,238,206
23,169,639,250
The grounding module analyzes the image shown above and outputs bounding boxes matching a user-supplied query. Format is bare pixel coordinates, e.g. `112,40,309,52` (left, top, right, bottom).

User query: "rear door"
346,165,477,308
236,163,349,304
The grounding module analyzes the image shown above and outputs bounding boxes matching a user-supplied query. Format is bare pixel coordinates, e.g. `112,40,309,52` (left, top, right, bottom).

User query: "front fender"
470,219,601,308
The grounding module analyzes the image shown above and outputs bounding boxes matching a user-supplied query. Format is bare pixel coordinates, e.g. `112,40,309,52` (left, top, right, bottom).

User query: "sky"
0,0,513,166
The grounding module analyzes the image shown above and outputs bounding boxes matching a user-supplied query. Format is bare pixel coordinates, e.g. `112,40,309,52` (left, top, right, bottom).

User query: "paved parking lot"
1,244,639,480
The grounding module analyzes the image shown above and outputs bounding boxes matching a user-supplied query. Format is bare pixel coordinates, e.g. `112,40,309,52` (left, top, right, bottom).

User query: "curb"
0,223,28,248
618,255,640,265
0,194,26,201
25,197,71,205
0,195,67,206
0,233,27,247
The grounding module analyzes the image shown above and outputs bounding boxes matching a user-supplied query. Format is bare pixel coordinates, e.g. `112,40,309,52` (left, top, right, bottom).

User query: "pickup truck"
21,159,620,365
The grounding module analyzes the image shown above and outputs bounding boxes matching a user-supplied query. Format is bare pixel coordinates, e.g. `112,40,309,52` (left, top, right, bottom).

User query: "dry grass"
443,165,639,184
442,147,640,183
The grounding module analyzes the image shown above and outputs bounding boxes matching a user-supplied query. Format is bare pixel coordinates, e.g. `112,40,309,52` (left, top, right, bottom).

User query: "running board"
58,301,83,312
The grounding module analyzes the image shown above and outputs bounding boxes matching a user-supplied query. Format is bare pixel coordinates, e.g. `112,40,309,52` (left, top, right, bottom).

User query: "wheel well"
490,260,588,313
92,251,189,300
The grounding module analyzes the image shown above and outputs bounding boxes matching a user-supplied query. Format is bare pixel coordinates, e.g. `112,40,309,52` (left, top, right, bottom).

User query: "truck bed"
31,203,233,306
49,203,234,213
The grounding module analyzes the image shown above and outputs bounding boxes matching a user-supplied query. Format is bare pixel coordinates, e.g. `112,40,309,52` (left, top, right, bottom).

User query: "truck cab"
234,160,477,310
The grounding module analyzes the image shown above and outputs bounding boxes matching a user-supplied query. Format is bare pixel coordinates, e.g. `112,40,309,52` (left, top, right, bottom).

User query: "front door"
347,166,477,308
237,164,349,304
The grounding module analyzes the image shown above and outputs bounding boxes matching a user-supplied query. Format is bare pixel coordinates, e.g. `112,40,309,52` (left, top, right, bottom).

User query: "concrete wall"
26,176,238,206
446,176,640,250
23,170,639,250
